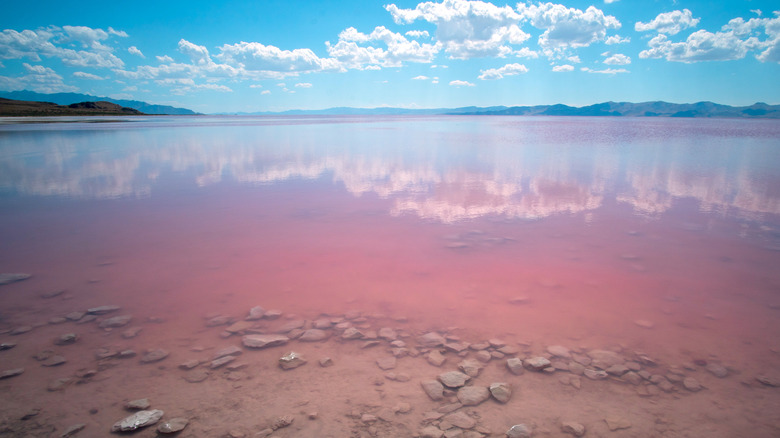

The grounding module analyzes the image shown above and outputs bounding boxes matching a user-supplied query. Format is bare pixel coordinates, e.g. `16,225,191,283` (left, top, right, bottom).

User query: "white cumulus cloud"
449,79,475,86
73,71,105,80
517,2,621,54
327,26,440,69
218,40,342,77
295,82,312,88
639,30,757,63
552,64,574,71
386,0,530,59
128,46,144,58
581,66,628,74
603,53,631,65
605,35,630,44
0,62,78,93
635,9,700,35
478,62,528,80
412,75,430,80
156,55,174,63
405,30,430,38
0,26,125,68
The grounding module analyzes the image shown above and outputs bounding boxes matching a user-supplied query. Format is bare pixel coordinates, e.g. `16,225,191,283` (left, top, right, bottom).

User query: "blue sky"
1,0,779,113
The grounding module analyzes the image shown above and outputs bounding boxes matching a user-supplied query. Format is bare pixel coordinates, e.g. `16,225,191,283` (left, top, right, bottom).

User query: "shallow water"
1,115,779,437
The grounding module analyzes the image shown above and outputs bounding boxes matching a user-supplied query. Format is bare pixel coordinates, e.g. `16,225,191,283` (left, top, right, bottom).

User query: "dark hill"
0,98,144,116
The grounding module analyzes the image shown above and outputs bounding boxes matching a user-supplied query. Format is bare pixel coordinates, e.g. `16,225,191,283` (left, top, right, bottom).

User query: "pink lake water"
0,115,779,437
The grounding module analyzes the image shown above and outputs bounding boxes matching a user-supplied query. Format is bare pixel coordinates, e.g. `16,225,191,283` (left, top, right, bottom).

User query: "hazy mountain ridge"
0,90,198,115
455,101,780,118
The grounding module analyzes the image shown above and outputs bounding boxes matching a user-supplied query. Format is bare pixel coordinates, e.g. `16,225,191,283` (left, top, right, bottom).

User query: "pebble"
605,416,632,431
87,305,120,315
341,327,364,340
0,342,17,351
420,425,445,438
421,380,445,401
443,411,476,429
706,363,729,378
157,417,189,433
561,421,585,437
53,333,78,345
0,273,31,284
264,309,282,319
47,377,72,391
0,368,24,379
438,371,470,388
319,357,333,367
111,409,164,432
427,350,447,367
457,386,490,406
756,375,780,387
210,355,237,369
419,332,447,347
378,327,398,341
546,345,571,358
524,357,551,371
683,377,703,391
242,334,289,349
184,369,209,383
587,350,624,370
376,357,397,370
489,382,511,403
60,423,86,437
214,346,243,359
140,349,169,363
506,358,524,375
42,355,67,367
506,424,532,438
458,359,483,377
583,369,608,380
10,326,33,335
278,351,306,370
275,319,305,333
299,329,329,342
125,398,151,410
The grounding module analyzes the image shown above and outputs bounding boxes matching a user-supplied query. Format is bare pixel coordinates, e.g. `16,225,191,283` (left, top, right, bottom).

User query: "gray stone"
341,327,364,340
65,311,86,321
54,333,78,345
42,355,66,367
587,350,624,370
210,355,237,369
419,332,446,347
605,416,632,431
0,273,31,285
623,371,643,385
606,364,629,376
10,326,32,335
87,305,120,315
125,398,151,410
546,345,571,358
524,357,551,371
213,346,243,359
584,368,608,380
184,369,209,383
263,309,282,319
443,411,476,429
421,380,445,401
245,306,265,320
427,350,447,367
121,327,143,339
378,327,398,341
683,377,703,391
205,315,232,327
319,357,333,367
242,334,289,349
278,351,306,370
506,358,524,375
0,342,16,351
140,349,168,364
61,423,85,437
111,410,164,432
489,382,511,403
756,375,780,387
475,350,492,363
225,320,254,334
99,314,133,328
0,368,24,379
439,371,470,388
299,329,328,342
157,417,189,434
705,363,729,378
506,424,532,438
457,386,490,406
275,319,305,333
561,421,585,437
458,359,483,377
420,425,445,438
376,357,397,370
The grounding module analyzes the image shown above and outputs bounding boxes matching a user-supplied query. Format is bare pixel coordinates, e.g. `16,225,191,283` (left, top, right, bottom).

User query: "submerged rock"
421,380,445,401
0,273,31,285
99,314,132,328
60,423,86,437
245,306,266,321
419,332,446,347
157,417,189,434
242,334,289,349
506,358,524,375
561,421,586,437
489,382,512,403
54,333,78,345
0,368,24,379
524,357,551,371
278,352,306,370
140,349,169,364
87,305,120,315
506,424,532,438
125,398,151,410
457,386,490,406
111,409,164,432
299,329,328,342
438,371,470,388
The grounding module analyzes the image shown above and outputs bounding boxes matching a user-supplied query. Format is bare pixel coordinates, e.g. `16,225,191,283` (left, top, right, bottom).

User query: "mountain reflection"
0,117,777,222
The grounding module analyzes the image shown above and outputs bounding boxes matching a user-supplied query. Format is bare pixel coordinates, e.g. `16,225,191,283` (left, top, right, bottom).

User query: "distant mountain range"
0,90,198,115
234,101,780,118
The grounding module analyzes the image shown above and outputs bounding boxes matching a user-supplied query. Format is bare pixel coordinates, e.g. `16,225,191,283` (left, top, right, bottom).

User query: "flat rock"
10,326,33,335
376,357,397,370
184,369,209,383
420,425,445,438
341,327,364,340
210,355,237,369
0,273,31,285
438,371,470,388
421,380,445,401
214,345,243,359
419,332,446,347
457,386,490,406
378,327,398,341
0,368,24,379
111,409,164,432
245,306,265,321
99,314,132,328
47,377,72,391
299,329,329,342
65,311,86,321
458,359,483,377
561,421,585,437
179,359,201,370
140,349,168,363
506,358,524,375
157,417,189,434
427,350,447,367
683,377,703,391
275,319,305,333
524,356,551,371
61,423,86,437
584,368,608,380
278,351,306,370
588,350,624,370
319,357,333,367
546,345,571,358
205,315,232,327
0,342,17,351
242,334,289,349
489,382,511,403
87,305,120,315
125,398,151,410
443,411,476,429
706,363,729,378
506,424,532,438
42,355,66,367
264,309,282,319
54,333,78,345
225,320,254,333
756,375,780,387
605,416,632,431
